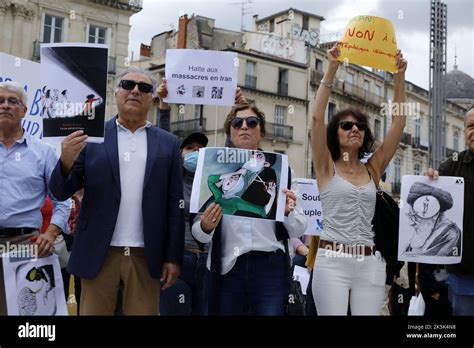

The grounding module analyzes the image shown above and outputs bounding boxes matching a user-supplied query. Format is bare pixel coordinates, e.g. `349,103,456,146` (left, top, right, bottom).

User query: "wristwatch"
319,80,334,89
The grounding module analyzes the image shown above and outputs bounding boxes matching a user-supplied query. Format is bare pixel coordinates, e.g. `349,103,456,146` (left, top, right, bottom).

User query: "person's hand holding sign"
393,50,408,82
157,79,169,110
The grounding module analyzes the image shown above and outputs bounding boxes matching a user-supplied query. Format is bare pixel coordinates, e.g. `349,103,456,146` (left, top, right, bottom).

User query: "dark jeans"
219,249,289,316
160,250,209,316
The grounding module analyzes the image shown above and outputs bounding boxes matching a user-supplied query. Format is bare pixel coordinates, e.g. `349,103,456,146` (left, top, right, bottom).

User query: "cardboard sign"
0,53,42,138
164,49,238,106
338,15,398,72
296,178,323,236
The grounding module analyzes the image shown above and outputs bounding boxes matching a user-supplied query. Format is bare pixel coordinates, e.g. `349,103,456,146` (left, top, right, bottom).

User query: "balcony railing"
400,132,412,145
94,0,143,12
342,81,383,107
170,118,206,137
392,181,401,195
108,56,116,74
245,75,257,89
277,82,288,96
310,69,324,85
266,122,293,141
412,136,428,151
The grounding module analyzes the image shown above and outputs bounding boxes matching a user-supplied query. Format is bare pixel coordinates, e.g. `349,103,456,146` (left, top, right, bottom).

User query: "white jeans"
312,248,386,315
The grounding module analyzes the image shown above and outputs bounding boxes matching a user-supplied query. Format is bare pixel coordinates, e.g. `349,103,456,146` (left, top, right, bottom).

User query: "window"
345,73,354,93
274,105,286,137
302,15,309,30
194,105,203,119
43,14,64,43
245,61,257,89
414,163,421,175
328,102,336,122
364,79,370,91
374,119,381,141
454,130,459,152
394,158,401,183
415,117,421,138
88,24,107,44
375,84,382,96
269,19,275,32
315,59,323,72
177,106,185,131
278,68,288,96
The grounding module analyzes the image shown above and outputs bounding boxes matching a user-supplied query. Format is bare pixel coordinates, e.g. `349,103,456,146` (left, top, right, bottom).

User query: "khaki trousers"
80,246,160,315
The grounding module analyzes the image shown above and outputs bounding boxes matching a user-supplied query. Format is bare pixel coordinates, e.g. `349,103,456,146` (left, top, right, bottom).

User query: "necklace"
339,161,360,174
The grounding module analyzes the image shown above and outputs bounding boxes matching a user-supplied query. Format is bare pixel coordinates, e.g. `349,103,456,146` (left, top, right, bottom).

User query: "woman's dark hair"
326,107,374,160
224,103,266,137
262,151,276,167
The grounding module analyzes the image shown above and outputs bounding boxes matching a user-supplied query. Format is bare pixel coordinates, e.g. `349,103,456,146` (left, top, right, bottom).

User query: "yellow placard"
337,15,398,72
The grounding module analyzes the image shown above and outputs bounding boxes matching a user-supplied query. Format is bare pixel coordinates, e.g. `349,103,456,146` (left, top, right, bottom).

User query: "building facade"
134,8,469,194
0,0,142,117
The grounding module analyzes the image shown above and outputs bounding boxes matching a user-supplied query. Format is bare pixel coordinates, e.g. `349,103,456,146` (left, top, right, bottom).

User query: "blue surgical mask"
183,151,199,173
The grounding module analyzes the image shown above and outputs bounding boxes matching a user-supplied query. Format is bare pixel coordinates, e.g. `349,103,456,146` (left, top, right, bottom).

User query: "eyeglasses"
119,80,153,93
0,97,23,107
339,121,368,131
230,116,260,129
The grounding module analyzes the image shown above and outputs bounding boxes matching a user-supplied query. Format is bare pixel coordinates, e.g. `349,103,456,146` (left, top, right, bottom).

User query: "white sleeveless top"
320,162,377,246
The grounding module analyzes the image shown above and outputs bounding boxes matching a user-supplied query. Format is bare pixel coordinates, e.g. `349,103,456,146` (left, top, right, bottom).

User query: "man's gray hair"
116,66,157,94
0,81,27,106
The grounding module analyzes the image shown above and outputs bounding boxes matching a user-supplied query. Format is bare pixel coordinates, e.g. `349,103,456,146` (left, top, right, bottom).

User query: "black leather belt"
0,227,36,238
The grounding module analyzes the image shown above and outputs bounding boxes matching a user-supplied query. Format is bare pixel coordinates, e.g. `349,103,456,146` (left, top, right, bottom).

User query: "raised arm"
312,44,340,180
368,51,408,179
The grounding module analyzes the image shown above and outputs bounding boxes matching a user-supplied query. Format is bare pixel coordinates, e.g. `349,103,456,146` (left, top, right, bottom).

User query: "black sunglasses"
230,116,260,129
339,121,368,131
119,79,153,93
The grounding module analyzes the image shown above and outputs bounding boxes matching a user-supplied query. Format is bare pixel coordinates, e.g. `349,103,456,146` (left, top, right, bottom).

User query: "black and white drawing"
398,175,464,264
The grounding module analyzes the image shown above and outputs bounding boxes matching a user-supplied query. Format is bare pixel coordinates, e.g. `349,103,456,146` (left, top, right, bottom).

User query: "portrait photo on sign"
2,254,68,315
190,147,288,222
398,175,464,264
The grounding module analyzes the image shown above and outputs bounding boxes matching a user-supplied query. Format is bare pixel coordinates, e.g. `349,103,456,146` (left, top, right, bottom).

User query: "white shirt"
192,170,307,274
110,120,151,247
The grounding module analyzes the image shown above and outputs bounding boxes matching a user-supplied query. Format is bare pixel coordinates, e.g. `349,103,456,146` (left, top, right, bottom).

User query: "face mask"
183,151,199,173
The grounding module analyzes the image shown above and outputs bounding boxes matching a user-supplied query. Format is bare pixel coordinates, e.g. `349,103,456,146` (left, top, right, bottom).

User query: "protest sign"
338,15,398,72
190,147,288,222
398,175,464,264
0,53,42,138
164,49,238,106
296,178,323,236
2,253,68,315
41,43,108,143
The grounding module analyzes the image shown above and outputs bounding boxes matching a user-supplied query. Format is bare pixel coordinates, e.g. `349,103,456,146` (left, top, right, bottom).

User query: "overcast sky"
128,0,474,90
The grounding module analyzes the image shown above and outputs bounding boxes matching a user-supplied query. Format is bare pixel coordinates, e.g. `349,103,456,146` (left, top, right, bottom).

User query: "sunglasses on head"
231,116,260,129
339,121,368,131
119,79,153,93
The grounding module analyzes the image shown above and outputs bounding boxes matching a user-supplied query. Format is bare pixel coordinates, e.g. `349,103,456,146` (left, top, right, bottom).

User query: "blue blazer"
49,118,184,279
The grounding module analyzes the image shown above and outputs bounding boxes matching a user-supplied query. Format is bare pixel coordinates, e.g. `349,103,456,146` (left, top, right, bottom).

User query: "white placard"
296,178,323,236
164,49,238,106
190,147,288,222
293,265,310,295
2,253,68,315
398,175,464,264
0,53,42,138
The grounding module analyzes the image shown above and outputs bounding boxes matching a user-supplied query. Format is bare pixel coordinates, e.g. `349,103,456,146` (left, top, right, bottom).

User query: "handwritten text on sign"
164,49,238,106
337,15,398,72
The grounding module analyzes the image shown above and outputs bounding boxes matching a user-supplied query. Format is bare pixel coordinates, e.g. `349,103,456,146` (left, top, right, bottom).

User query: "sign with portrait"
398,175,464,264
190,147,288,222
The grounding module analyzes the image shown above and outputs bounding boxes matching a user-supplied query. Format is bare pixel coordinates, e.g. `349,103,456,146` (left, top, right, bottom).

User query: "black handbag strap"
365,162,381,191
276,166,293,287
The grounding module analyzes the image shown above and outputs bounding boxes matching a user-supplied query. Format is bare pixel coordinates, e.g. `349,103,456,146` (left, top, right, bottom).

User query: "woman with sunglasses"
309,42,408,315
192,103,307,315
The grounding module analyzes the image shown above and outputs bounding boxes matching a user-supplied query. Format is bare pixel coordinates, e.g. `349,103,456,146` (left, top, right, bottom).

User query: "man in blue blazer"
49,67,184,315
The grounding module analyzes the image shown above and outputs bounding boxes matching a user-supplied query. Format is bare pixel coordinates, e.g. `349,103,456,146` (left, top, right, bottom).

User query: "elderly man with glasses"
0,81,70,315
49,67,184,315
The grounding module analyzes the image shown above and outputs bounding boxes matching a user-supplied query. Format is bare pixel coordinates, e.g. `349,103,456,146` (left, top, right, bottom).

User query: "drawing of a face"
222,174,242,192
